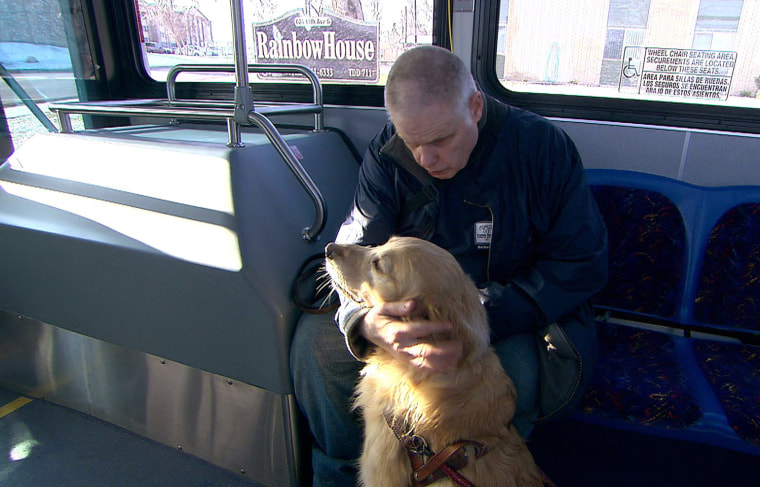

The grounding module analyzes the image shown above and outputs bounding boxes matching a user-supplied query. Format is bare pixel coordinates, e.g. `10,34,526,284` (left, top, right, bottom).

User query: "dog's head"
325,236,490,362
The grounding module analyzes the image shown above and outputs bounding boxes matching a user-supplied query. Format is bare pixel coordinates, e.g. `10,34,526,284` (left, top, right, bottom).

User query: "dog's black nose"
325,242,335,259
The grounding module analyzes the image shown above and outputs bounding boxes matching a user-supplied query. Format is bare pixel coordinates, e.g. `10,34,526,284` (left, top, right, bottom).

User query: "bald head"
382,47,483,180
385,46,477,121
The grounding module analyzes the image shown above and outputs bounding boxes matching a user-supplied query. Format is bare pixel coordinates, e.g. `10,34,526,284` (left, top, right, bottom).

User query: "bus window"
496,0,760,110
136,0,435,85
0,0,85,154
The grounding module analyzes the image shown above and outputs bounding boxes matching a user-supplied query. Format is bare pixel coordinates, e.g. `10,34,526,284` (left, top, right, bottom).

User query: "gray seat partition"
0,124,359,396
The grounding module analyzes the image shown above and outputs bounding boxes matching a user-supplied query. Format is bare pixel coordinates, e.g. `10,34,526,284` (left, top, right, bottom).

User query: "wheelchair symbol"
623,57,640,78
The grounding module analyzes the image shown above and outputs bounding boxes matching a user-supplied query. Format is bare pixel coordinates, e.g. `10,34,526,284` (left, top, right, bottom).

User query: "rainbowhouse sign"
253,9,379,83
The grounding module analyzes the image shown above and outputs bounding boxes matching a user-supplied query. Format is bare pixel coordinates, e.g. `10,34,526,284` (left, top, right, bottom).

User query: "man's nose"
417,145,438,169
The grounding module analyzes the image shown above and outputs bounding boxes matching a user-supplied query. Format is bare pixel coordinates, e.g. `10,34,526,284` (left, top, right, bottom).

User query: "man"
291,45,607,486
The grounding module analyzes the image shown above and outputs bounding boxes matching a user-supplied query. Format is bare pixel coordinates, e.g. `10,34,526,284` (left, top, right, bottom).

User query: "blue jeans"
290,312,540,487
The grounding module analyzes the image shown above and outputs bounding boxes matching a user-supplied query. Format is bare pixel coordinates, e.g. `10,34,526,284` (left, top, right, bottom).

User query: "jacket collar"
477,93,509,146
468,93,509,171
380,130,414,165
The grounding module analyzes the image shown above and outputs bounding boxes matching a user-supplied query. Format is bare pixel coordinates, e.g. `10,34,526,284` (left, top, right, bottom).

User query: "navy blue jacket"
336,95,608,361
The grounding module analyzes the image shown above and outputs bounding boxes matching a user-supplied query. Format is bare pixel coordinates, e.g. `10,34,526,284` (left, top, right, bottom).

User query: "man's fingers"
403,340,462,373
361,300,457,368
375,300,415,318
384,319,453,348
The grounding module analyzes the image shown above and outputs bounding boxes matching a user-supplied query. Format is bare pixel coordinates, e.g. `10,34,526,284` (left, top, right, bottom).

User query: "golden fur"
325,236,543,487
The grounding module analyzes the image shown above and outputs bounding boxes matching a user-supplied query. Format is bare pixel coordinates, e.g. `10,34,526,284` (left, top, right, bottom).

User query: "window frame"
472,0,760,135
109,0,451,112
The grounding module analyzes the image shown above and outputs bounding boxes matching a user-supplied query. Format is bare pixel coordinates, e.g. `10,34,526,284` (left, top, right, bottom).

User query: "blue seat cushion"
581,322,702,428
692,340,760,447
694,203,760,331
591,185,686,317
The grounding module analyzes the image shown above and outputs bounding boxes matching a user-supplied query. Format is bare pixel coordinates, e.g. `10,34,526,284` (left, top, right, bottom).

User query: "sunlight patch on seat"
1,181,242,271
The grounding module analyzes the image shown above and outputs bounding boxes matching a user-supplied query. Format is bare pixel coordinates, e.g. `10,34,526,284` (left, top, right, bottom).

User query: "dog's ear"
424,290,490,362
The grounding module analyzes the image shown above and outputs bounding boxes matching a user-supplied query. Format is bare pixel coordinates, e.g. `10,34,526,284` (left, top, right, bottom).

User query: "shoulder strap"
380,135,440,217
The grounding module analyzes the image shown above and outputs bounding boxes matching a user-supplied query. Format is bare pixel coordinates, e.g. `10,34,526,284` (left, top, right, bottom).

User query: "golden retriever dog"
325,236,544,487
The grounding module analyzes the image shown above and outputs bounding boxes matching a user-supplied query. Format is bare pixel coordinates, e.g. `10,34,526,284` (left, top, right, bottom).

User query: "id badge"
474,221,492,249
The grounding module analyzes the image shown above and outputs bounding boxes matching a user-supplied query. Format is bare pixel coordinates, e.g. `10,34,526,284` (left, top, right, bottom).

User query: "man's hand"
358,300,463,373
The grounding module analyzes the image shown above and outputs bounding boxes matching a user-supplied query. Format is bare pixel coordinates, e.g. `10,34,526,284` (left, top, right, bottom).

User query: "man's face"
392,92,483,180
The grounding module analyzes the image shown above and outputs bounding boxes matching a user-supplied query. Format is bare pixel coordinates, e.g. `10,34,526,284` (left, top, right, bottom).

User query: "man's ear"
469,91,484,123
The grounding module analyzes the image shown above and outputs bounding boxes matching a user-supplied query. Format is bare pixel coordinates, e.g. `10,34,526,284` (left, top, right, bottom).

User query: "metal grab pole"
0,62,58,133
164,63,324,132
230,0,254,127
248,111,326,242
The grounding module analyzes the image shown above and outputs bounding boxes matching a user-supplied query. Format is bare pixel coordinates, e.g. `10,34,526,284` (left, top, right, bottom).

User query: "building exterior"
137,2,214,54
0,0,67,47
500,0,760,97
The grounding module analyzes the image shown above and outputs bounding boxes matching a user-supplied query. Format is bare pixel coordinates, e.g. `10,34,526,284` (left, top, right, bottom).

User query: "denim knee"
493,332,541,437
290,313,363,486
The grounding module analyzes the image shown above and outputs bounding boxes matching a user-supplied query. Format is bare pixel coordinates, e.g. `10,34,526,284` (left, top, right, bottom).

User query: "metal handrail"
50,99,322,123
49,99,327,242
50,100,234,132
249,111,326,242
0,61,58,133
45,0,328,242
165,63,324,131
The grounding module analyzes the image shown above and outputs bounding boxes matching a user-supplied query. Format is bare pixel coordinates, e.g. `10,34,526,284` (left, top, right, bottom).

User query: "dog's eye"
371,257,384,274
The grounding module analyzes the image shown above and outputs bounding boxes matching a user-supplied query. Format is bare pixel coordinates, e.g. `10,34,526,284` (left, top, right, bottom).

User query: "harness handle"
413,441,487,482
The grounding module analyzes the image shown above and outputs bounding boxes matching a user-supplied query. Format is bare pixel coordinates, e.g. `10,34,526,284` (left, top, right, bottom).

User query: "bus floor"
4,385,760,487
0,387,262,487
528,418,760,487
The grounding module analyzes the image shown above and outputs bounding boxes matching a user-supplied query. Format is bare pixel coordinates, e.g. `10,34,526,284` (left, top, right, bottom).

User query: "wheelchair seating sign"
620,47,736,101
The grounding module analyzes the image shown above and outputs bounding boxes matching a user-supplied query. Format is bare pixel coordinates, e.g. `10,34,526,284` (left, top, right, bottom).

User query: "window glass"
137,0,434,85
497,0,760,108
0,0,84,154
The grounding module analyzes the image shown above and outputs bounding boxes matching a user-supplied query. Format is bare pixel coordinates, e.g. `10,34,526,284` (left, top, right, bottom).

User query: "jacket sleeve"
335,123,399,247
483,125,608,339
333,123,399,359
